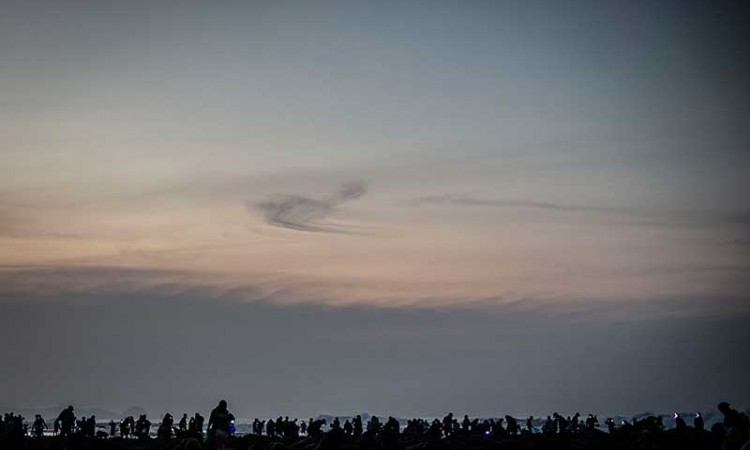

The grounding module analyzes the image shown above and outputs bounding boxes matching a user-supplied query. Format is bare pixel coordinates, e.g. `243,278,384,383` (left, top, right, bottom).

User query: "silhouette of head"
219,400,228,410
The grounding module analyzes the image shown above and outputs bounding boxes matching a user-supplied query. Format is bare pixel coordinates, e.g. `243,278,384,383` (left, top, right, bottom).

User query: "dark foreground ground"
0,428,741,450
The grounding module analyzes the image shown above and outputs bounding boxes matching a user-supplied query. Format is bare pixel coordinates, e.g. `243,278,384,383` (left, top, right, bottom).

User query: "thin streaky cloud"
413,193,620,212
1,265,748,321
414,193,750,229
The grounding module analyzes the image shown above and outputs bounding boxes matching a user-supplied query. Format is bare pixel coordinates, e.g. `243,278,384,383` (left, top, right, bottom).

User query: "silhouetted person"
470,418,480,435
290,418,300,437
694,412,704,432
605,417,616,433
553,413,568,433
344,419,353,435
32,415,47,438
542,416,554,435
120,417,130,438
123,416,136,438
384,416,400,434
571,413,581,433
194,413,205,436
674,413,687,431
267,418,276,437
309,418,327,439
462,415,470,433
718,401,750,449
427,419,442,440
367,415,381,435
480,418,491,436
442,413,454,436
207,400,235,440
505,416,519,435
86,415,96,437
179,413,188,432
353,415,363,438
57,406,76,437
109,420,116,437
280,416,289,437
135,414,151,439
492,417,506,437
526,416,534,433
158,413,174,439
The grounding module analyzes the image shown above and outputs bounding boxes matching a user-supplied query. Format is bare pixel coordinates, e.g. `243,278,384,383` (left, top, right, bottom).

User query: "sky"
1,0,749,418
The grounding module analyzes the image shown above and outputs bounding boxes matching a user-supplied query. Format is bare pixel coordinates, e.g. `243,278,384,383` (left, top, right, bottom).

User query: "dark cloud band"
252,181,367,233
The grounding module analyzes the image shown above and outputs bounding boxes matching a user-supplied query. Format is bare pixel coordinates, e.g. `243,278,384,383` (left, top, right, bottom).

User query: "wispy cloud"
414,193,750,229
413,193,618,212
251,181,367,233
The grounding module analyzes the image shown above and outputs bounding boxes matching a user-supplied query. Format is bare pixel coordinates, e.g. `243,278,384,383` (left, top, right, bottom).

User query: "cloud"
413,193,618,212
414,193,750,229
252,181,367,233
2,286,748,418
2,264,748,319
0,266,748,418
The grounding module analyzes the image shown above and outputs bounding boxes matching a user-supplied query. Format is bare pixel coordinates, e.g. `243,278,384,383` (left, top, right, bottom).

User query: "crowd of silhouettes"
0,413,28,439
1,401,748,449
